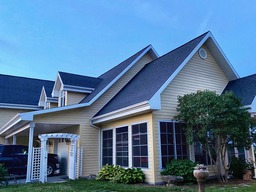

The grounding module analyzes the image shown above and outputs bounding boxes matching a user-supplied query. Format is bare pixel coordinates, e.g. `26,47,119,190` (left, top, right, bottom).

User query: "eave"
91,101,153,124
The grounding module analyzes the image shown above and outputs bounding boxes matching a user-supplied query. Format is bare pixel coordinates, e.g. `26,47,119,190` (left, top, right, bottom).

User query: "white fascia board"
5,123,30,139
91,101,152,124
0,103,42,110
0,114,22,135
149,32,211,110
207,32,239,79
38,86,47,107
7,46,157,122
51,73,63,97
63,84,94,93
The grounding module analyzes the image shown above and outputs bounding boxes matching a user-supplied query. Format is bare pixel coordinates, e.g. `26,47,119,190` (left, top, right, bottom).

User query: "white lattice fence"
32,147,41,180
76,147,83,178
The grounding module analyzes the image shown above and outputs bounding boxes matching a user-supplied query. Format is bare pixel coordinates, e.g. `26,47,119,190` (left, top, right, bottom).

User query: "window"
194,132,216,165
160,122,188,168
116,126,128,167
132,123,148,168
60,91,66,106
102,130,113,165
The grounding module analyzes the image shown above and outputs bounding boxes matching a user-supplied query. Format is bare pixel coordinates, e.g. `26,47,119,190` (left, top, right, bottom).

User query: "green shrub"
229,157,247,178
0,163,8,181
161,159,197,183
96,165,145,184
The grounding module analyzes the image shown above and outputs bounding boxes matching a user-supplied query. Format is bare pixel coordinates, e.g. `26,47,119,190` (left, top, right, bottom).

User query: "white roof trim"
0,103,42,110
91,101,152,124
51,73,63,97
11,46,158,121
149,32,239,110
63,84,94,93
38,86,47,107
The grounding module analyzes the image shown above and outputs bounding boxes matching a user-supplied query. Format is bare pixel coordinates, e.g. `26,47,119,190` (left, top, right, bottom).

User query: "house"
0,31,255,184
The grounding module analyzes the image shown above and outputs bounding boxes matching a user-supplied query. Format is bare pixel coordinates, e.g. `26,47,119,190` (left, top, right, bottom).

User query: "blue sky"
0,0,255,80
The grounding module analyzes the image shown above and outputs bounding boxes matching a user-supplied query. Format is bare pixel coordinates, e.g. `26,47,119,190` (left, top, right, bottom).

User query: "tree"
176,90,252,183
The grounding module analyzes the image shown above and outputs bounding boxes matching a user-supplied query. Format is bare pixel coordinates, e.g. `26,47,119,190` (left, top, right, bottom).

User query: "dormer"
38,86,58,109
52,72,101,107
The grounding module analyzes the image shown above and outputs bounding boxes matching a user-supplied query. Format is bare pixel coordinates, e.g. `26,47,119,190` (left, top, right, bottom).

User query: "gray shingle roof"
0,74,54,106
80,45,152,103
223,73,256,106
95,32,209,117
59,71,101,89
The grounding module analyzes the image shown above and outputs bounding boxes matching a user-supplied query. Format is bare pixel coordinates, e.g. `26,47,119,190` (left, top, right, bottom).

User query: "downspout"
90,119,101,171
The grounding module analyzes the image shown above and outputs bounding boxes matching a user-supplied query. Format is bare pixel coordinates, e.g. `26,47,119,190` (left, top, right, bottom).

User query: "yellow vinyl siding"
33,53,154,176
101,112,156,184
0,108,30,128
153,45,229,183
66,92,87,105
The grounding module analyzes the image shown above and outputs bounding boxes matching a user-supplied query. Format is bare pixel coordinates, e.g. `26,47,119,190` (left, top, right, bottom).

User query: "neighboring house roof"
95,31,238,118
223,73,256,106
58,71,101,89
80,45,157,103
0,74,54,107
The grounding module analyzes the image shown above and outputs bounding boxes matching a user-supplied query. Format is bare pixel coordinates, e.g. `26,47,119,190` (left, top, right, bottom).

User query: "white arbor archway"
38,133,80,183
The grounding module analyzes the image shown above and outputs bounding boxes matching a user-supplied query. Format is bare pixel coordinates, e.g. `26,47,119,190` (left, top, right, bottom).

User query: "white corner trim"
149,32,211,110
91,101,152,124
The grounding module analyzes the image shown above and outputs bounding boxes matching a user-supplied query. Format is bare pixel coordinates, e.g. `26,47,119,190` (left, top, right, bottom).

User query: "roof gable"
95,31,238,117
223,73,256,106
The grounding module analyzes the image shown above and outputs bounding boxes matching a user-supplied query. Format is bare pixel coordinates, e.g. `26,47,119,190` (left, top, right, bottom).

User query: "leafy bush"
96,165,145,184
229,157,247,178
161,159,197,182
0,163,8,181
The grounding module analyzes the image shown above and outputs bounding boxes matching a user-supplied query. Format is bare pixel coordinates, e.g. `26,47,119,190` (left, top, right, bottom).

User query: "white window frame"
158,120,189,169
100,121,149,170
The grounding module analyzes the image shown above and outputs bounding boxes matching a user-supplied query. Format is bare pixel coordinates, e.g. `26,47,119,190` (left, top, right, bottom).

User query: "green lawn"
0,179,256,192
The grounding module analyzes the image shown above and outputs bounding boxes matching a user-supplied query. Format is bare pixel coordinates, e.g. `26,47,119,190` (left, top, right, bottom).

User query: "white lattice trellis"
76,147,83,178
31,147,41,180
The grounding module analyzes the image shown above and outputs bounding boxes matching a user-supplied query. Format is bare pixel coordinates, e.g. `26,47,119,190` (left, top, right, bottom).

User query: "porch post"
39,137,48,183
26,122,35,183
69,139,77,180
12,135,16,144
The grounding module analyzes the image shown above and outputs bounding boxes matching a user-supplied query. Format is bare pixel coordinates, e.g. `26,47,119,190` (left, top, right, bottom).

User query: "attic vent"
198,48,207,59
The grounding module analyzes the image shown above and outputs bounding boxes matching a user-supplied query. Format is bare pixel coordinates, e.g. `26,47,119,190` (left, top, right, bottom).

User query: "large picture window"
102,130,113,165
160,122,188,168
116,126,128,167
132,123,148,168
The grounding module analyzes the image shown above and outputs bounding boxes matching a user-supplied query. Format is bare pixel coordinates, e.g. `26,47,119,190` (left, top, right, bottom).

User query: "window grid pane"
102,130,113,165
116,126,129,167
160,122,188,168
132,123,148,168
